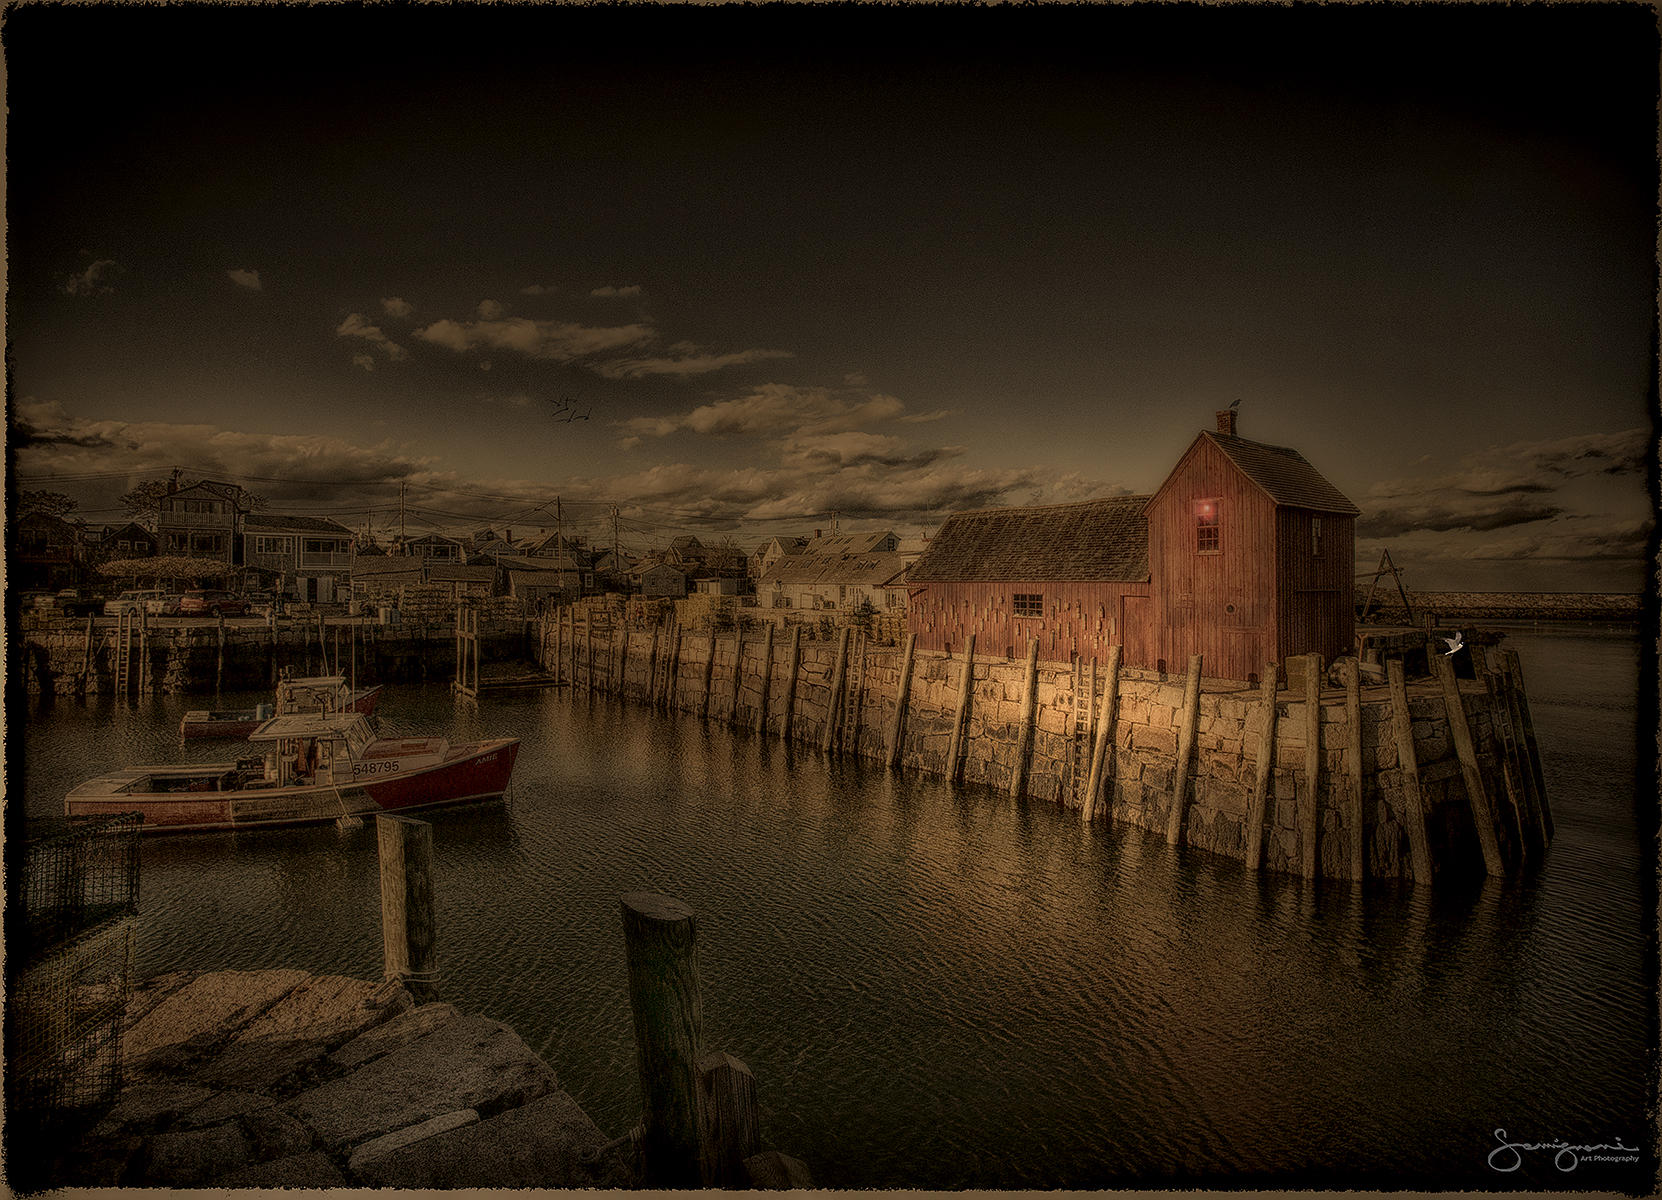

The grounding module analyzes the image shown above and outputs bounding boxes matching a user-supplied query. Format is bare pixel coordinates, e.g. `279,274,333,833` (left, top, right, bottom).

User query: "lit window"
1311,516,1324,557
1013,593,1043,618
1195,499,1220,553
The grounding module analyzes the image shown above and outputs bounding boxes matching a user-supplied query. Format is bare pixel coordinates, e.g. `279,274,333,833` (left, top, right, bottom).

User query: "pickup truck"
51,590,105,618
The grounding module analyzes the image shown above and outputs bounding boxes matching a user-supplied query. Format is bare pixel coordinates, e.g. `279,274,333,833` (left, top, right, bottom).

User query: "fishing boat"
179,674,383,740
67,711,518,833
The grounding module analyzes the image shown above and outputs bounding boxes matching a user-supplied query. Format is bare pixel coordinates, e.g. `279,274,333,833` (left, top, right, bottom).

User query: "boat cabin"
276,674,353,715
249,712,381,787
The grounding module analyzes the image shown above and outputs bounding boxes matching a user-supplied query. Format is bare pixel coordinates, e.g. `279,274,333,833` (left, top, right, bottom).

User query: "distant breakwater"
534,609,1551,887
1358,590,1640,622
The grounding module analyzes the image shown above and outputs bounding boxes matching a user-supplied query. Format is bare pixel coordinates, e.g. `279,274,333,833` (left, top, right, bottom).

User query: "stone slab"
329,1000,461,1071
234,973,384,1042
141,1118,254,1186
193,1031,336,1092
214,1150,348,1188
353,1091,631,1189
175,1088,276,1129
124,969,310,1064
89,1081,219,1137
347,1108,480,1174
241,1105,315,1161
285,1013,558,1151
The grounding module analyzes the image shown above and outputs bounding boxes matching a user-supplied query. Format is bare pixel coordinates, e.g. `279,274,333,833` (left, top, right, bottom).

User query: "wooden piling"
586,619,595,695
1482,664,1531,863
614,628,627,696
821,627,851,754
755,624,775,734
699,633,716,718
1164,654,1203,846
81,615,95,683
1385,658,1435,884
620,892,711,1188
1432,651,1505,876
1243,662,1280,870
944,634,977,783
885,633,917,770
1341,657,1365,882
1009,637,1042,799
727,633,744,725
138,612,149,693
665,622,683,711
1492,649,1547,853
1082,644,1122,822
647,625,661,706
698,1051,760,1188
1502,649,1552,840
1299,653,1322,879
377,814,439,1003
779,626,802,743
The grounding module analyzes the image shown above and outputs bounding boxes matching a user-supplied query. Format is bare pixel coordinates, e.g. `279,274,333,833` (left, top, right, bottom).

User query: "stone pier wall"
540,614,1534,885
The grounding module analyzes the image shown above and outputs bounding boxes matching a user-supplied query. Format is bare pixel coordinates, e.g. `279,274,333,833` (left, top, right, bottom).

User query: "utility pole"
399,482,407,553
555,496,563,585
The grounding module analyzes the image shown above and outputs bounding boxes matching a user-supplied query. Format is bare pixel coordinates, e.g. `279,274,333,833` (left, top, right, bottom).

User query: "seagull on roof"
1439,630,1464,656
1229,398,1241,410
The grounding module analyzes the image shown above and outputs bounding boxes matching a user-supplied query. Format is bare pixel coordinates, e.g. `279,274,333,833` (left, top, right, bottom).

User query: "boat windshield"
342,720,374,757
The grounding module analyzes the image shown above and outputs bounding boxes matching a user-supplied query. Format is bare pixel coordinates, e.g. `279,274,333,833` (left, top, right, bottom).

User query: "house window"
1013,593,1043,618
255,536,292,555
1195,499,1220,554
1311,516,1324,557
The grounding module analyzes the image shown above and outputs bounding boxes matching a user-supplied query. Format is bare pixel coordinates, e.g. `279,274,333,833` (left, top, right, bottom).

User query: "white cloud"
227,268,262,291
618,383,907,440
336,312,409,362
477,299,506,320
413,316,653,361
591,284,643,298
519,283,555,296
381,297,414,318
61,259,121,296
592,345,794,380
352,354,376,372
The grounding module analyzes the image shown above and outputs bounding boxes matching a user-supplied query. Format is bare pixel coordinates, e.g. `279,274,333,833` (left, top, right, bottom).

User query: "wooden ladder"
840,628,868,754
1067,656,1098,807
113,612,136,696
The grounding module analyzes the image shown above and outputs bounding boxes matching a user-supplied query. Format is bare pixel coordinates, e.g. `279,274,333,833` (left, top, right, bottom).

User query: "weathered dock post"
81,615,95,686
1385,658,1435,884
138,611,150,694
1299,653,1322,879
1480,659,1531,862
1341,657,1366,882
885,633,917,770
614,627,627,696
1243,661,1280,869
665,621,683,711
1502,648,1552,840
586,618,596,695
727,633,745,725
754,624,775,735
1489,648,1546,854
821,627,851,754
1164,654,1203,846
779,626,802,743
699,634,716,719
1432,651,1505,876
377,814,439,1003
646,624,661,706
216,613,226,693
699,1051,760,1187
944,634,977,783
620,892,712,1188
1010,637,1042,799
1082,644,1122,822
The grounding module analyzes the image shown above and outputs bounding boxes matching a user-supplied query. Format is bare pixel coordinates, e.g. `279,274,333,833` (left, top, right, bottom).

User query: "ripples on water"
15,622,1653,1189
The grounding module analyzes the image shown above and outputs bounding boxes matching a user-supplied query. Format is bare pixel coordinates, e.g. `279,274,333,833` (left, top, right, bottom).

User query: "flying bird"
1439,630,1464,656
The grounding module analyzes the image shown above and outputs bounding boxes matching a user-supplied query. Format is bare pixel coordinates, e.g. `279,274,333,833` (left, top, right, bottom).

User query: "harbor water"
14,622,1653,1189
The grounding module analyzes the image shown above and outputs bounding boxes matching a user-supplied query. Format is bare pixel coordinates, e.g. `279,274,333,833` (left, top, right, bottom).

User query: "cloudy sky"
7,5,1655,590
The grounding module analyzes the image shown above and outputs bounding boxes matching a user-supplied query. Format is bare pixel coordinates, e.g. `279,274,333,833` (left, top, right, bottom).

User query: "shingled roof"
763,549,909,587
908,496,1151,583
1200,432,1360,515
245,513,353,535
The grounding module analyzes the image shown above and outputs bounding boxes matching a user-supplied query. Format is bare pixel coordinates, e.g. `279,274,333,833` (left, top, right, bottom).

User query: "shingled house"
907,410,1359,682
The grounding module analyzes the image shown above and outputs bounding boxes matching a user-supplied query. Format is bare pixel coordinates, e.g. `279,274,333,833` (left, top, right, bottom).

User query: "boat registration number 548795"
353,760,403,778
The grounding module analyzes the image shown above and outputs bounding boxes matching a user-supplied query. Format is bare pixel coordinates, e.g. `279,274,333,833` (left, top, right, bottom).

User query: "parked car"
105,588,168,616
178,589,250,617
53,589,106,618
146,593,186,617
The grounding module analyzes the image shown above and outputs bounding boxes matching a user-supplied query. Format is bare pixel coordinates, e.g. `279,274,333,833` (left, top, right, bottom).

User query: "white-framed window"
255,535,292,555
1195,499,1221,554
1311,516,1324,558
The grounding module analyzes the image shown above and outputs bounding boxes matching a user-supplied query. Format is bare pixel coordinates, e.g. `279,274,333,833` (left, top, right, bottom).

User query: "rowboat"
67,711,519,833
179,674,383,740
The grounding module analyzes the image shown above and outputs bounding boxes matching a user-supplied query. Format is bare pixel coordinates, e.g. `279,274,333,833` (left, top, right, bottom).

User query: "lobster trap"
7,814,142,1130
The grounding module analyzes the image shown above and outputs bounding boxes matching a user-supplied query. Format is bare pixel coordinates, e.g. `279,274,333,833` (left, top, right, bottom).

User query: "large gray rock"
121,971,199,1031
347,1108,479,1174
241,1105,315,1161
89,1081,218,1137
284,1013,558,1151
192,1031,336,1092
213,1150,347,1188
328,1001,460,1071
124,969,310,1066
140,1119,254,1186
175,1089,275,1129
352,1092,632,1189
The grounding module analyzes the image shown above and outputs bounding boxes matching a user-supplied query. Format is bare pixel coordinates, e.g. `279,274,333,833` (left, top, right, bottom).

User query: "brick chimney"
1216,407,1238,437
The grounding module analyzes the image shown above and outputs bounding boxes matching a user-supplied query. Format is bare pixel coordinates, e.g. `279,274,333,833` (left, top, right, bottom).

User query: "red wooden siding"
1145,438,1281,680
1274,509,1356,670
908,581,1153,665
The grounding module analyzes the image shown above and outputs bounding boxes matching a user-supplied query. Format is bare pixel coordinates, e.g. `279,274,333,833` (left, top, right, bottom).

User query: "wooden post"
1010,637,1042,799
471,608,480,695
620,892,711,1188
821,626,851,754
944,634,977,783
1432,651,1505,877
727,633,744,725
318,614,329,675
1341,656,1365,882
647,624,661,705
664,622,683,711
377,814,438,1003
1492,649,1547,853
699,633,716,719
1082,644,1122,822
1502,649,1552,840
1482,665,1531,863
138,611,149,694
1164,654,1204,846
779,626,802,743
1299,653,1322,879
1243,662,1280,869
614,627,627,696
754,624,775,734
216,613,226,692
586,618,595,695
1386,659,1435,885
885,633,917,770
81,614,95,682
698,1052,760,1188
